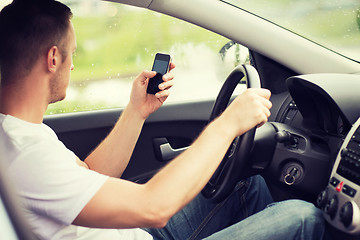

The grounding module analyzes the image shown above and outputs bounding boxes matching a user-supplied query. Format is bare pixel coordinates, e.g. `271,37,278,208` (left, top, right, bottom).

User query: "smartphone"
147,53,172,94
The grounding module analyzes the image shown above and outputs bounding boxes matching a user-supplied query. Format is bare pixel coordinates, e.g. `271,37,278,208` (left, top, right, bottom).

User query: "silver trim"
159,143,189,162
323,117,360,234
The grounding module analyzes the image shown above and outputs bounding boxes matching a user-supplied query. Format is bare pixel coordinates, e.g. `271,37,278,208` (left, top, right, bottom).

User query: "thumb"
138,70,156,84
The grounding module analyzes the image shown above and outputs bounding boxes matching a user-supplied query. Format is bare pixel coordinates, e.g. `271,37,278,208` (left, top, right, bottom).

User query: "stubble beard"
48,70,68,104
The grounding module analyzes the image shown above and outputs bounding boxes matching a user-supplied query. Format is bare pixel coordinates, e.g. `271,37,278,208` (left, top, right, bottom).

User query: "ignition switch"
281,162,304,186
284,167,298,185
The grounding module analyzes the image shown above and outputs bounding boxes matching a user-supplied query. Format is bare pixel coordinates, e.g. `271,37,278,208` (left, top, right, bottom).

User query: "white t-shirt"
0,114,152,240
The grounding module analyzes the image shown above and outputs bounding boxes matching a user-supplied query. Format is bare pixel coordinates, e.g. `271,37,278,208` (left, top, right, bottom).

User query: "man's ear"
47,46,59,73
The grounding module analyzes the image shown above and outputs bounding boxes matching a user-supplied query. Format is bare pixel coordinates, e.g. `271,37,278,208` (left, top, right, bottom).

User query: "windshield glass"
224,0,360,62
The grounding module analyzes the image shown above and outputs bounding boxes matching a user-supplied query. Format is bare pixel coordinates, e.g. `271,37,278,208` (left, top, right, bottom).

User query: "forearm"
75,116,238,229
142,116,237,220
84,69,174,177
84,104,145,177
75,89,272,229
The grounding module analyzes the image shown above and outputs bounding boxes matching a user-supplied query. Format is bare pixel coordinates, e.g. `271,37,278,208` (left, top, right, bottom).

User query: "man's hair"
0,0,73,85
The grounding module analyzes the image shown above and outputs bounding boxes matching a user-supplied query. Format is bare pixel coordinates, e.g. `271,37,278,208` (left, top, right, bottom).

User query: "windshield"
224,0,360,63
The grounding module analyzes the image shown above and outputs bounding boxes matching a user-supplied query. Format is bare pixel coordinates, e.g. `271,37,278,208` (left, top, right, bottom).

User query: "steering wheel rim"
201,64,261,203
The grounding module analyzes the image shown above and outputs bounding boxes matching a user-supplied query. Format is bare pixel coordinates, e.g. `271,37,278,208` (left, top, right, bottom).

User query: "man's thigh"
146,175,273,240
204,200,325,240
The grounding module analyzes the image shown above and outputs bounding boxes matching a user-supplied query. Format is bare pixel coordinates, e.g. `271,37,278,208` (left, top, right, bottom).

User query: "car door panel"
44,100,213,180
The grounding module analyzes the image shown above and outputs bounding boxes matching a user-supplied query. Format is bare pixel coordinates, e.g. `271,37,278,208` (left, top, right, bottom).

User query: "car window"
33,0,247,114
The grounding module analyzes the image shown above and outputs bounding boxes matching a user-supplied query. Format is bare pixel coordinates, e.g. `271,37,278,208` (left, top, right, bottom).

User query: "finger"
258,97,272,110
257,108,270,127
169,62,176,71
262,105,271,118
155,89,170,99
257,101,271,119
162,71,174,82
247,88,271,100
159,80,174,91
244,89,272,110
138,70,156,83
251,103,270,127
255,115,269,129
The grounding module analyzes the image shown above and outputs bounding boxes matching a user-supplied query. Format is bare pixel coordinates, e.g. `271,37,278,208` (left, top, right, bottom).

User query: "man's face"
49,21,76,104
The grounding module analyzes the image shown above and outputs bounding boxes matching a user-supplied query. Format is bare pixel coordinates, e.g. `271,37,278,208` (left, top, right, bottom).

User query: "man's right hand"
129,63,175,120
218,88,272,139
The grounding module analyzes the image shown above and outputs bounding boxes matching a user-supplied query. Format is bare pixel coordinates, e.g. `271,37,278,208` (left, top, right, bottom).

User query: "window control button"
330,177,340,187
342,184,357,197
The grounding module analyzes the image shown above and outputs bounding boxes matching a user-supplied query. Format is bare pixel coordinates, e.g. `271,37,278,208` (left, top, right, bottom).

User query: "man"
0,0,325,239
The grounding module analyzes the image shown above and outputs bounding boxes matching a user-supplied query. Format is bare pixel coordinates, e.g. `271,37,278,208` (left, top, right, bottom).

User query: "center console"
318,117,360,233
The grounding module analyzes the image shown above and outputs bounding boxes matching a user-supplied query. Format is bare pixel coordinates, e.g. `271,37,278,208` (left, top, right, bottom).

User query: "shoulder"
1,114,57,148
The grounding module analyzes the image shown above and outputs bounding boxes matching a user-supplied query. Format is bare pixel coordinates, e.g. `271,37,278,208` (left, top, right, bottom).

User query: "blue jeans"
145,175,325,240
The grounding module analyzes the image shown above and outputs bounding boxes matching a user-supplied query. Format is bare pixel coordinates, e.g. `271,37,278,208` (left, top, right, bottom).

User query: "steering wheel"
201,64,261,203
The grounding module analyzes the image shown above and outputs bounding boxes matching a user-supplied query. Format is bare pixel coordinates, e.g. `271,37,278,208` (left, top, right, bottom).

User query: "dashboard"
287,74,360,135
284,73,360,234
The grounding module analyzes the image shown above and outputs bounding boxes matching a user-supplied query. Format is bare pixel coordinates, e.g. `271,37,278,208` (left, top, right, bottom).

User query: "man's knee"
283,200,322,220
268,199,324,229
265,199,325,239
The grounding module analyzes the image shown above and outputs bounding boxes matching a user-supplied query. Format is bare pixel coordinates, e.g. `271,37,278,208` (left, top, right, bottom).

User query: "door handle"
153,138,189,162
160,142,189,161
